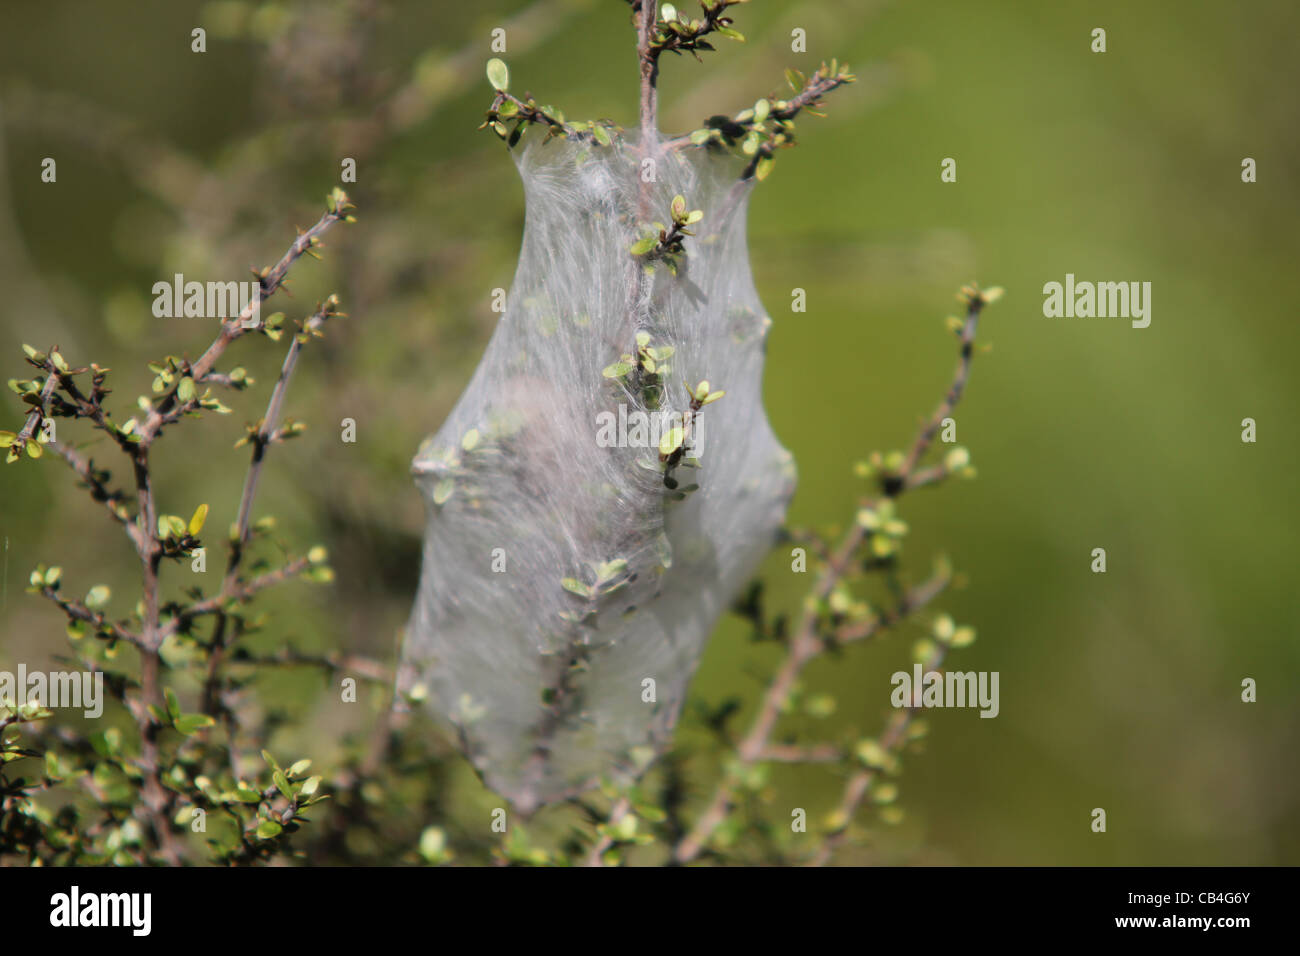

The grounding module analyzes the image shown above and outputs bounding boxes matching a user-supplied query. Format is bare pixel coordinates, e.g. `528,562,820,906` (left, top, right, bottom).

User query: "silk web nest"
400,53,851,813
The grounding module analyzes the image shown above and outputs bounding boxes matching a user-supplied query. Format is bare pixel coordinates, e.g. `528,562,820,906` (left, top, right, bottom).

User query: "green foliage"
628,194,704,276
0,194,353,865
687,59,856,180
650,0,749,59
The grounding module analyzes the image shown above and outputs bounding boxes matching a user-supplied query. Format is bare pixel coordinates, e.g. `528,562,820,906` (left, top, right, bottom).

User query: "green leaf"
174,713,215,735
856,738,887,768
461,428,480,451
560,577,591,598
177,376,196,402
432,478,455,505
305,565,335,584
950,626,976,648
629,236,657,256
84,585,110,609
602,362,633,379
164,688,181,721
689,128,711,146
256,820,283,840
592,125,612,147
486,58,509,92
596,558,628,582
636,803,667,823
670,194,687,221
419,826,450,863
654,533,673,570
188,503,208,536
614,814,638,841
755,155,775,181
273,770,293,799
658,426,684,457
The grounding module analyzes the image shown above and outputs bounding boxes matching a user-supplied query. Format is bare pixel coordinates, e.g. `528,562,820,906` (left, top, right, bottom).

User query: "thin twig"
235,646,391,685
808,642,948,866
36,587,141,647
47,441,141,547
672,289,993,864
672,566,949,863
637,0,660,150
488,90,581,139
162,556,314,639
662,67,856,155
136,196,350,447
898,296,985,482
227,297,342,577
13,370,58,450
584,797,633,867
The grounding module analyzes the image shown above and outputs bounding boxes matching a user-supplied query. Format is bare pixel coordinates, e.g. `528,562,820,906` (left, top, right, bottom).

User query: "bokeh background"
1,0,1296,864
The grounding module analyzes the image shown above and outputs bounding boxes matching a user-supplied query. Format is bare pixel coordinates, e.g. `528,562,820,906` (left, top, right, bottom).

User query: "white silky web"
401,132,795,812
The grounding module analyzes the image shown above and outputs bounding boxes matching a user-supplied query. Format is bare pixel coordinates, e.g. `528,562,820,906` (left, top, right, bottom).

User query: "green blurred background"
1,0,1296,864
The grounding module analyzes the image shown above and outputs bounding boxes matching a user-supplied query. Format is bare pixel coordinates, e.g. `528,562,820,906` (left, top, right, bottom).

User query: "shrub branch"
671,285,999,865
